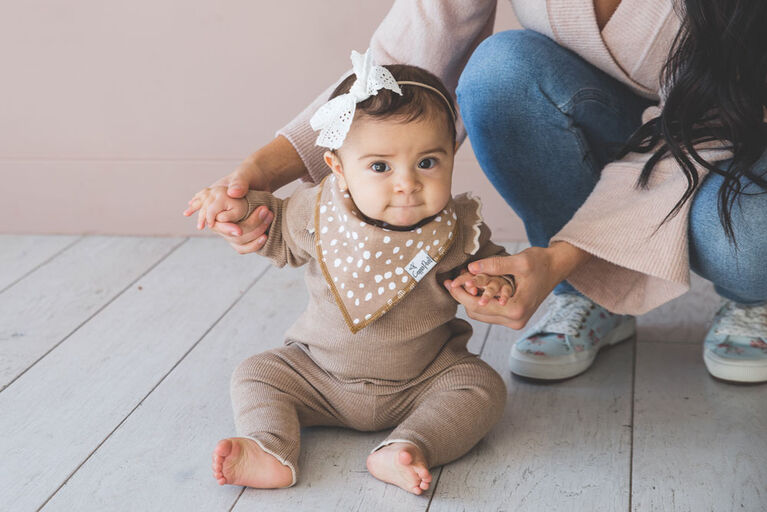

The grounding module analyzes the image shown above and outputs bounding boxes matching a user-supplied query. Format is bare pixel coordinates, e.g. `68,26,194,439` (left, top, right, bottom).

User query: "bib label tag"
405,250,436,282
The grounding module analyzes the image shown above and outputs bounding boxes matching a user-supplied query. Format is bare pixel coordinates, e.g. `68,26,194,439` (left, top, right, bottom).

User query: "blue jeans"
457,30,767,306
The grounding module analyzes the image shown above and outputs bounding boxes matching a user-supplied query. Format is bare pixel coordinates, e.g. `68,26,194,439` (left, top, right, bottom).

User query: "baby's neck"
357,210,439,232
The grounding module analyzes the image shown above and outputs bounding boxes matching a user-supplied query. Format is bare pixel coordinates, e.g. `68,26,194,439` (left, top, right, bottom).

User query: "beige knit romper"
230,177,508,486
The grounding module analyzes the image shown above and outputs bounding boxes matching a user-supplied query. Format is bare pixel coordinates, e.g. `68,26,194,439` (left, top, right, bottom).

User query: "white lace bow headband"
309,49,455,150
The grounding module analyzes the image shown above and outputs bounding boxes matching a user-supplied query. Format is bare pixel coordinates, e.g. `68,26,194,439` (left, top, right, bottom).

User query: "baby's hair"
328,64,457,143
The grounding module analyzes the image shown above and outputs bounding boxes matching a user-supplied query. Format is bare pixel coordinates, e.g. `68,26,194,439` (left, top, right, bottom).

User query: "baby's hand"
450,270,516,306
182,186,248,231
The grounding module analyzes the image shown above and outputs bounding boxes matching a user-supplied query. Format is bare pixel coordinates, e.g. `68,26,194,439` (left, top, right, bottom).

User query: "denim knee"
457,30,556,122
690,168,767,303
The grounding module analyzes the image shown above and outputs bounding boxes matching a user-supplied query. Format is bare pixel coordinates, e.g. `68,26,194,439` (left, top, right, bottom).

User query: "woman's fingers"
445,281,529,329
212,221,242,237
225,165,254,198
468,252,533,279
468,255,511,276
227,233,268,254
212,205,273,252
449,272,478,295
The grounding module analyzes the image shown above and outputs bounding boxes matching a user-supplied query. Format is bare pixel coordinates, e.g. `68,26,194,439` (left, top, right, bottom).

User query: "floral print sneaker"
509,293,636,380
703,300,767,383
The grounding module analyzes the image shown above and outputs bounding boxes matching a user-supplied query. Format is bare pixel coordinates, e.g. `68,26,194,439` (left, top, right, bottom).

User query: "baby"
184,50,514,495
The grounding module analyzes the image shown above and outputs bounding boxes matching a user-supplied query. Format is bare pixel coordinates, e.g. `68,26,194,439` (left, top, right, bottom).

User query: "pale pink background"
0,1,525,240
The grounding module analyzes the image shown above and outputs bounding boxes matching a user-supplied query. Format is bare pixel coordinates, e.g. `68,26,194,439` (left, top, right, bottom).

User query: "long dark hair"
618,0,767,246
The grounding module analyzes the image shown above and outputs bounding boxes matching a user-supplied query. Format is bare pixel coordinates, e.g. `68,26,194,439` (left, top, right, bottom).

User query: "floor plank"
3,235,756,511
0,234,79,292
631,342,767,511
637,272,722,344
41,266,301,512
429,316,634,511
0,238,269,511
0,236,183,391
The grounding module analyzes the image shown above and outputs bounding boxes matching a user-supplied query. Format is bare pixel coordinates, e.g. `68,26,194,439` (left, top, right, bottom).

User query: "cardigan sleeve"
549,108,734,315
275,0,498,183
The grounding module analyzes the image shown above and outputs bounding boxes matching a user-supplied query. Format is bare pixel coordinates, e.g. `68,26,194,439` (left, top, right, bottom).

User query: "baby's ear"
324,150,345,178
324,151,349,192
323,150,341,172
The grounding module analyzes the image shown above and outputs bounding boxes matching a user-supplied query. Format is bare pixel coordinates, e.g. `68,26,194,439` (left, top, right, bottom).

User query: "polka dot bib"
314,175,458,334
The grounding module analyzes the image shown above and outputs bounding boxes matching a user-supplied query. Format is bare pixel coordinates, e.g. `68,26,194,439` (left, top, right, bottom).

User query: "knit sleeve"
445,192,509,281
275,0,498,183
246,183,318,268
549,128,733,315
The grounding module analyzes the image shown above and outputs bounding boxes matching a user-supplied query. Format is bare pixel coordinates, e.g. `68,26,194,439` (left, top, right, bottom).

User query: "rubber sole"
703,350,767,383
509,317,636,380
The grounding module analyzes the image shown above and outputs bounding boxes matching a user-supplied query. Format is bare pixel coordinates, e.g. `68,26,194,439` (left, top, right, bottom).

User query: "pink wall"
0,1,525,240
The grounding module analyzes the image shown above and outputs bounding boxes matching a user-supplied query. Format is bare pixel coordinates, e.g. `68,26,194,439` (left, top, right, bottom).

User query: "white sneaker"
703,300,767,383
509,293,636,380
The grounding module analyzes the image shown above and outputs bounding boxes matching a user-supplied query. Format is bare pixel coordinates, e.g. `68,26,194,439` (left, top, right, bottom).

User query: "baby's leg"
366,357,506,492
213,347,343,488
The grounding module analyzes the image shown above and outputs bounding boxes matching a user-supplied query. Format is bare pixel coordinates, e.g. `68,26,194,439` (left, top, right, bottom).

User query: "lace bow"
309,49,402,149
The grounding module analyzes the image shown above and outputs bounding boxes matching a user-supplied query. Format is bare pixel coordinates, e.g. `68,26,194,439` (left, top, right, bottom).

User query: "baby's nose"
393,170,420,193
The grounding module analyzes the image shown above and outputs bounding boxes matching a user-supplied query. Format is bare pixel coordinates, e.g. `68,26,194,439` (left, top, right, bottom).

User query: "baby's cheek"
355,193,387,218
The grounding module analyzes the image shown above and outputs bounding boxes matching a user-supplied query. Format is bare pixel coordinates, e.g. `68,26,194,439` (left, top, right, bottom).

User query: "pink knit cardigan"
276,0,735,315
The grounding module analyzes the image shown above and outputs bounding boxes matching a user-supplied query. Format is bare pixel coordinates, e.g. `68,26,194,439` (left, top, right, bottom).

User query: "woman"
194,0,767,383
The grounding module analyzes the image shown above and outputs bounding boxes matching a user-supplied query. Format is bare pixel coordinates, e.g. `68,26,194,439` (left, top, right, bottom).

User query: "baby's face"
326,114,455,228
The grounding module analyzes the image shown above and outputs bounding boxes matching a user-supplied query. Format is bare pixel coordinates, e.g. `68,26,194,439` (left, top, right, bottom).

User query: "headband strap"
396,80,457,121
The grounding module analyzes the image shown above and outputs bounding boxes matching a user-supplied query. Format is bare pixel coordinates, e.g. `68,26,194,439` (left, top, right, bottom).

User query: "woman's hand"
183,136,307,254
443,243,590,329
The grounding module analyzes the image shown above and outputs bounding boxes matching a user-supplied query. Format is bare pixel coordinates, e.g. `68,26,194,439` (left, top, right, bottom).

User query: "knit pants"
230,343,507,486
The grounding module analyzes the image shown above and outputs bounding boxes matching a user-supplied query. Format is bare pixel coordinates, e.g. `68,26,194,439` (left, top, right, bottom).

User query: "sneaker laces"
715,300,767,338
530,293,594,336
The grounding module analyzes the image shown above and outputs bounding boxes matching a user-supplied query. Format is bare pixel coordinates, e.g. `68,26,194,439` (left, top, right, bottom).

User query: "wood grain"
0,238,268,511
631,342,767,511
0,236,182,390
0,234,79,292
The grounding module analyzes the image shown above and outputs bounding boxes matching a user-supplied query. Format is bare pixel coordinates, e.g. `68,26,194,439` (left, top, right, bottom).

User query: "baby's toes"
413,461,431,480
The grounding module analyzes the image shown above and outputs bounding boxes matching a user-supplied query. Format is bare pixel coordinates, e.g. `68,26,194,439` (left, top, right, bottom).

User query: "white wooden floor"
1,235,765,512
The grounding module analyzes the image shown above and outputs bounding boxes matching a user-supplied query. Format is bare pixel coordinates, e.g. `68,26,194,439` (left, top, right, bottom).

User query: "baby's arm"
186,184,316,268
184,186,249,231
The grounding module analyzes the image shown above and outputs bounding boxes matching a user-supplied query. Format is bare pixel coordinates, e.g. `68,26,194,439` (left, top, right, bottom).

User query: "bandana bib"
314,175,457,333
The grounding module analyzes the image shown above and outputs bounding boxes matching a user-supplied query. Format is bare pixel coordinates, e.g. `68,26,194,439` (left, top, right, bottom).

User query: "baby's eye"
370,162,391,173
418,158,438,169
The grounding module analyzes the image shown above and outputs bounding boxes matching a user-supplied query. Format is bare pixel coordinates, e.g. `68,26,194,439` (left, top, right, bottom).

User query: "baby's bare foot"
211,437,293,488
366,442,432,495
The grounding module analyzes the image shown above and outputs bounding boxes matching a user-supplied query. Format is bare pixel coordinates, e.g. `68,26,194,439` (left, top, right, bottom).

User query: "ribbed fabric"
601,0,677,90
551,138,735,314
247,181,508,381
230,344,506,478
